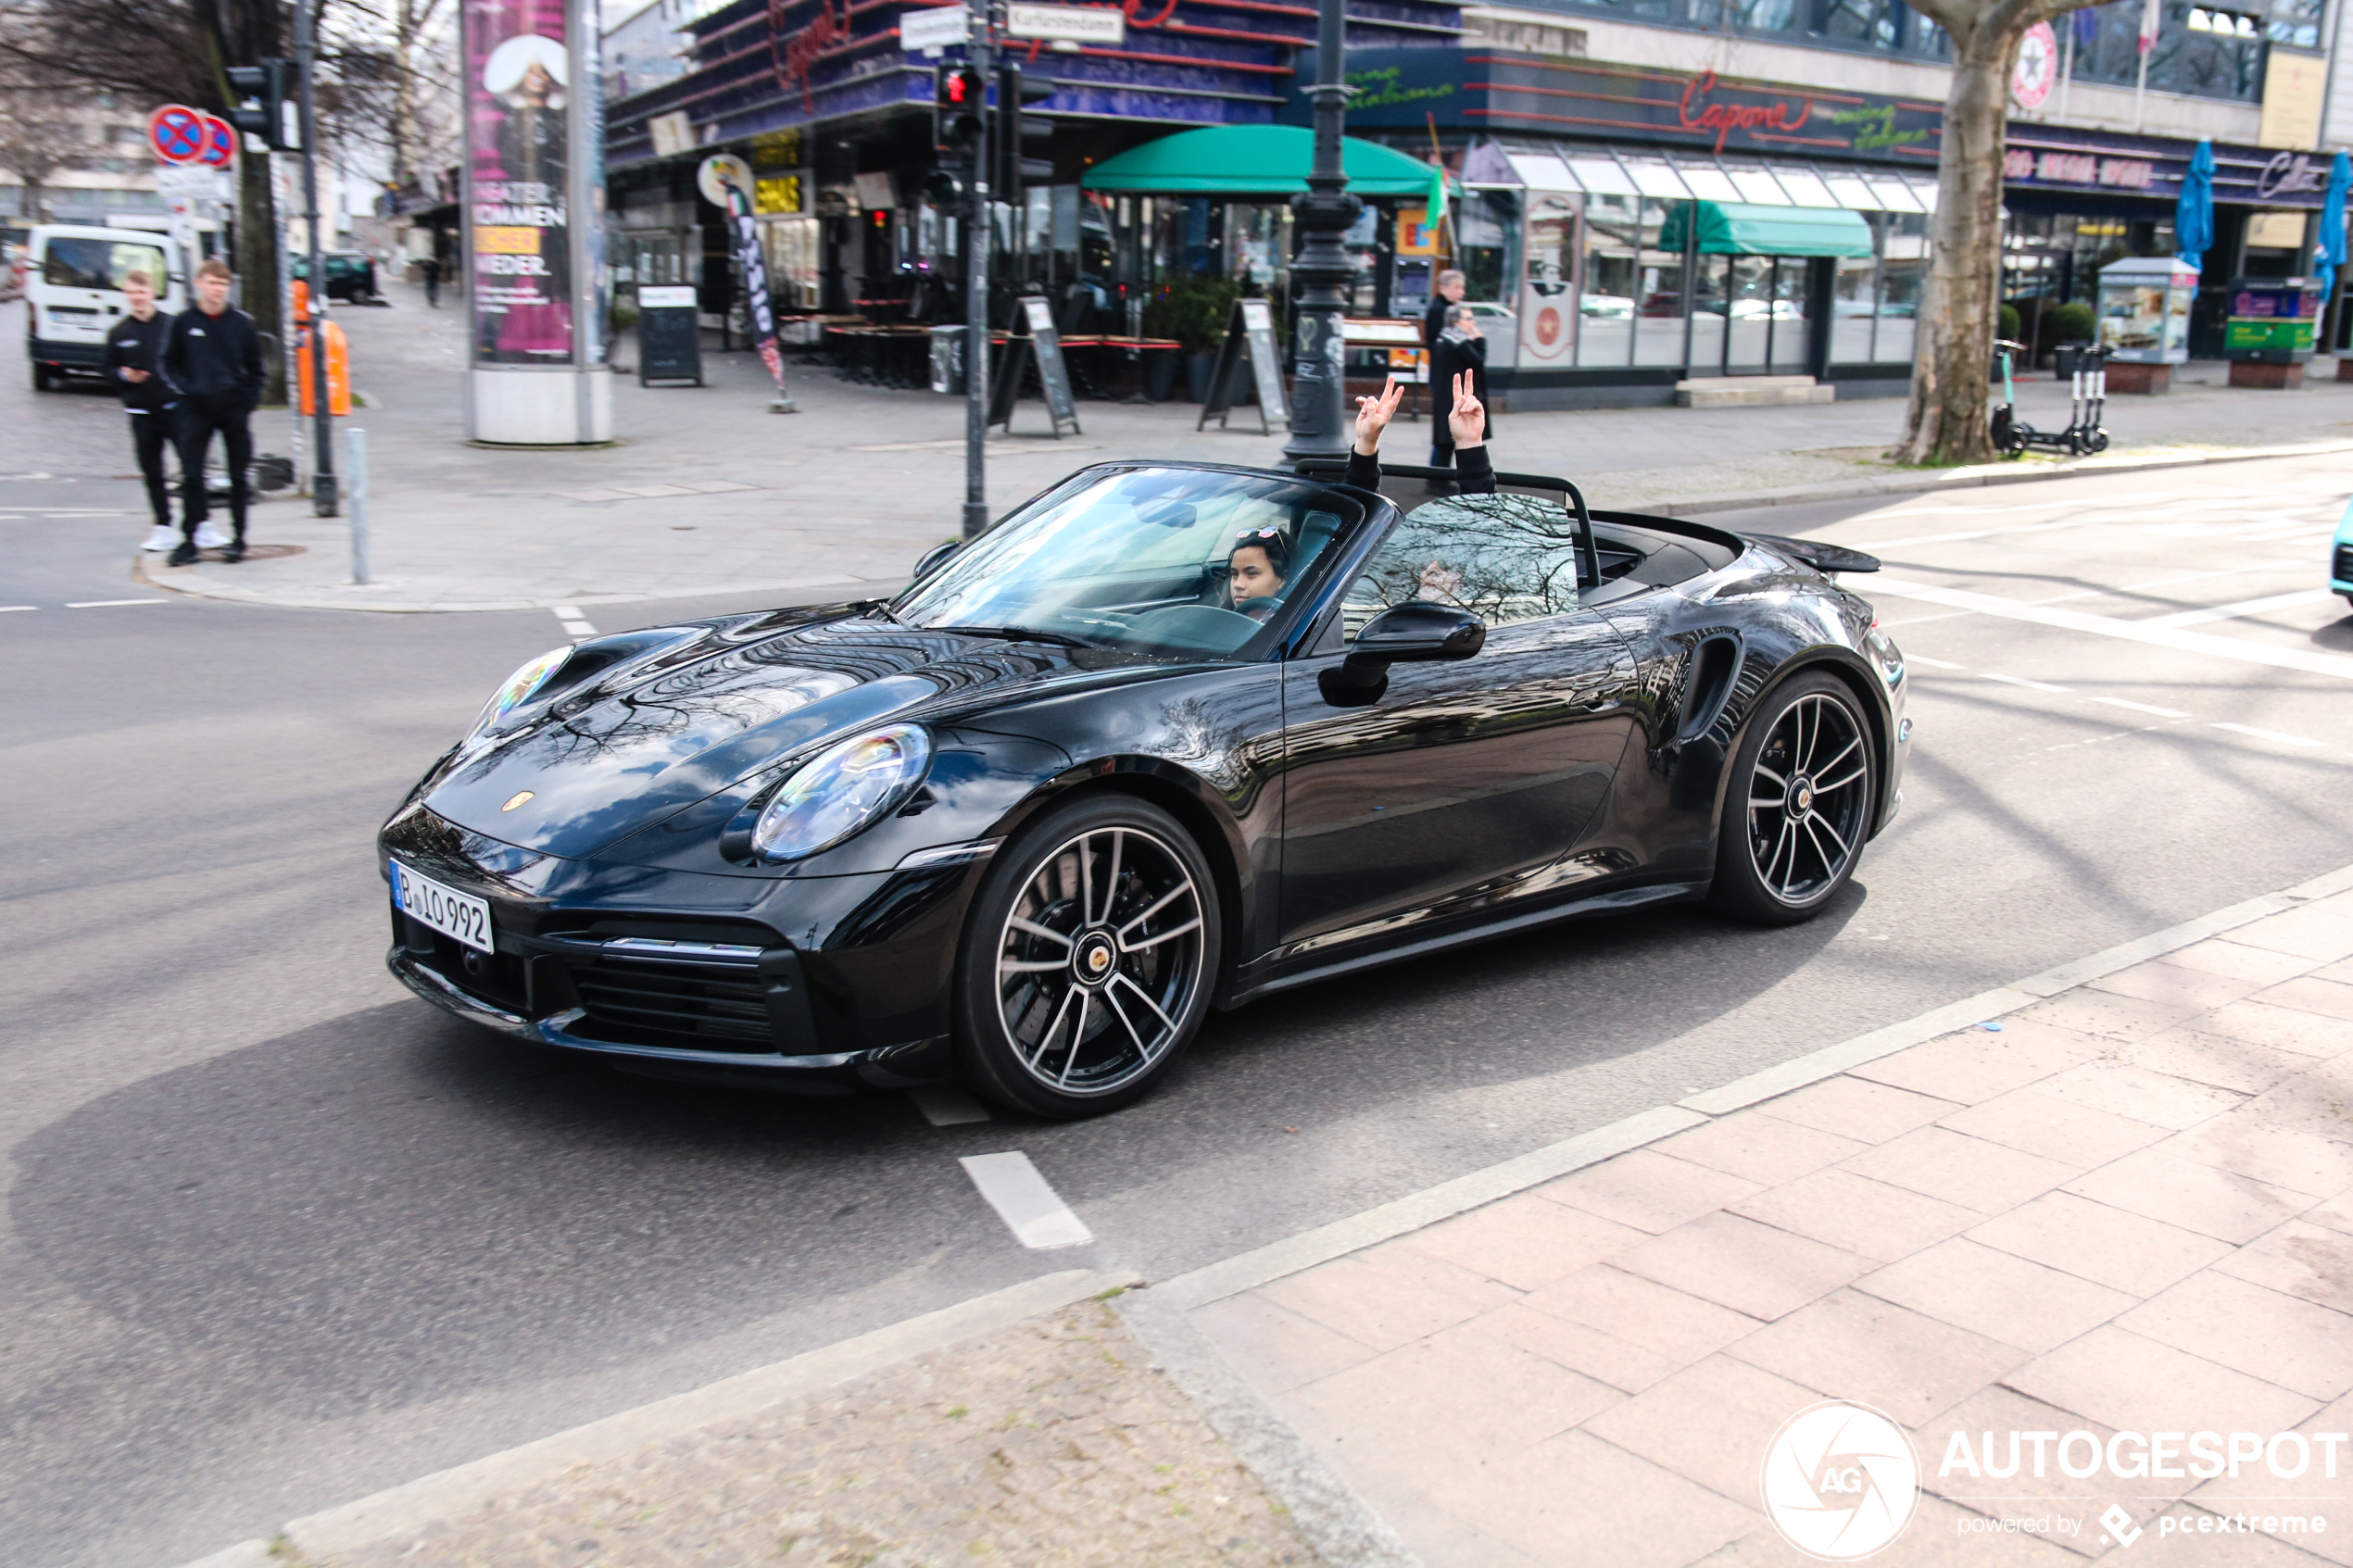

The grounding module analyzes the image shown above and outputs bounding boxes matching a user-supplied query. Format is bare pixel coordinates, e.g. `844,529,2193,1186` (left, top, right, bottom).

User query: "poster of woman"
467,5,573,365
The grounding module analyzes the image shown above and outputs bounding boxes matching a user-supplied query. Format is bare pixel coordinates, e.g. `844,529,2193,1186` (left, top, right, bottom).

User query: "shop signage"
1309,49,1944,165
2256,150,2330,198
2002,146,2154,189
2012,21,2057,110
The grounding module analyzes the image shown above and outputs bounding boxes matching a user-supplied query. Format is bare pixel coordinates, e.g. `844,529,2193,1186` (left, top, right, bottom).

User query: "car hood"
417,610,1162,859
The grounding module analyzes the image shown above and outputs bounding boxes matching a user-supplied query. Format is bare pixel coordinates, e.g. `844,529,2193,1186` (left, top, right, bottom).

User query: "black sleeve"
160,315,188,386
103,323,132,381
1455,445,1495,495
238,315,266,406
1345,448,1380,490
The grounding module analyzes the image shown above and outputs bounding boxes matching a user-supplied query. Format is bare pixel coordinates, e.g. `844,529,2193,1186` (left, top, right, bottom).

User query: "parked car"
24,225,188,391
2332,497,2352,609
291,250,379,303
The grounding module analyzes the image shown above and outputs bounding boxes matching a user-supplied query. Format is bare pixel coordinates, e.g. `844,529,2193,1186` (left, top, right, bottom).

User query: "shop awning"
1658,200,1873,257
1080,126,1448,197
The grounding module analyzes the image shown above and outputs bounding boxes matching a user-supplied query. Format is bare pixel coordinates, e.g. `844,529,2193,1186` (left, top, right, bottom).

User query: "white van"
25,224,189,391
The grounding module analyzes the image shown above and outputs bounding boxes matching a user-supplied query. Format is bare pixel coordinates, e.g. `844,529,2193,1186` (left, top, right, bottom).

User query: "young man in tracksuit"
162,257,266,565
103,270,197,553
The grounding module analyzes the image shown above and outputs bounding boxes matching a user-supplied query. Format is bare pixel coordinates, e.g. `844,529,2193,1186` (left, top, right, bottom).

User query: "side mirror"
911,539,960,583
1319,600,1485,707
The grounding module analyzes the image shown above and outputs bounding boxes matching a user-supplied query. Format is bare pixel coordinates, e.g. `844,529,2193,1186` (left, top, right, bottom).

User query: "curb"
170,1267,1136,1568
131,436,2353,614
1149,855,2353,1312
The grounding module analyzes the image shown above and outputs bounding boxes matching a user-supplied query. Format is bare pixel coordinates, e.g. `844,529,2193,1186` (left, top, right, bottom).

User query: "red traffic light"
945,72,969,103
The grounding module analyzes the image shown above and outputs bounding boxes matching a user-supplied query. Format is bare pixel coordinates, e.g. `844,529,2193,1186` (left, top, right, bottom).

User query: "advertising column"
464,0,611,443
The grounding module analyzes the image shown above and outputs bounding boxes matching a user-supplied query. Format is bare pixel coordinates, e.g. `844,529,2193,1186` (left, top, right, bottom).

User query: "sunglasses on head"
1234,527,1285,544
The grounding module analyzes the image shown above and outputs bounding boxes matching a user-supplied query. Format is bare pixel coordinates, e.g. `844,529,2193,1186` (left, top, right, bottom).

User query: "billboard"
467,0,574,365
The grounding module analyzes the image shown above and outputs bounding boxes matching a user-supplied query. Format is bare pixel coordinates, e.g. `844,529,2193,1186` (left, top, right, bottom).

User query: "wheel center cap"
1790,776,1815,815
1076,934,1116,984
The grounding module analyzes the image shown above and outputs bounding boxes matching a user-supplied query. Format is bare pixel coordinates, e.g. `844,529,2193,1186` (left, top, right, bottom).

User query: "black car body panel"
382,461,1907,1090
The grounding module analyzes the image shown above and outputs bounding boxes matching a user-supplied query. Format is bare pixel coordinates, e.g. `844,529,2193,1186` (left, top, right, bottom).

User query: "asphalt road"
5,390,2351,1564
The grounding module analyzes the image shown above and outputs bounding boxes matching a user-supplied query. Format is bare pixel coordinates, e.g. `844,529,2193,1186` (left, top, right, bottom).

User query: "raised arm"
1343,375,1406,488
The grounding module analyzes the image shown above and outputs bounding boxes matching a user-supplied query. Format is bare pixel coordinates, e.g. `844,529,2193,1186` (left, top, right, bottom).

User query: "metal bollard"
346,426,371,585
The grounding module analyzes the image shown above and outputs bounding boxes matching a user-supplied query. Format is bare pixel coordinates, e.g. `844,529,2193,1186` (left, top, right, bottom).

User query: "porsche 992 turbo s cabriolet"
381,460,1908,1117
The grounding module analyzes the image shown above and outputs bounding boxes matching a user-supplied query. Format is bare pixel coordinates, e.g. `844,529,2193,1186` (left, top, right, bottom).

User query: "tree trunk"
240,153,285,405
1893,25,2018,466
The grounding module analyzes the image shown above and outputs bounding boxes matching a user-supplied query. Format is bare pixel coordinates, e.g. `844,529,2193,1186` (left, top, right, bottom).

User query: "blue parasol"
2317,151,2348,321
2176,141,2215,271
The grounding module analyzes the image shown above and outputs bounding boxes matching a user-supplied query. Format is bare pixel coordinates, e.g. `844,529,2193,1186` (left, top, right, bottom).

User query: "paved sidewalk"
1183,884,2353,1566
117,282,2353,613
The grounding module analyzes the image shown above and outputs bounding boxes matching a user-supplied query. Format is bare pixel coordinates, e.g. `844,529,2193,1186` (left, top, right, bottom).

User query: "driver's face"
1229,546,1285,603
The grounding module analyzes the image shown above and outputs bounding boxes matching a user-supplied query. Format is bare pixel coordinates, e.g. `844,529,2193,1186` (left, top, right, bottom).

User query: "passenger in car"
1346,372,1494,496
1227,526,1292,620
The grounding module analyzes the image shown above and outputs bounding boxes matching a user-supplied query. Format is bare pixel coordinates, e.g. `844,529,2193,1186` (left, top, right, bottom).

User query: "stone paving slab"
1187,887,2353,1566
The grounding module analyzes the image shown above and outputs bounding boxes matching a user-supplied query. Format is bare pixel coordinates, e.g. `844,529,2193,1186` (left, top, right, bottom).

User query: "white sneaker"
141,524,179,552
194,521,233,548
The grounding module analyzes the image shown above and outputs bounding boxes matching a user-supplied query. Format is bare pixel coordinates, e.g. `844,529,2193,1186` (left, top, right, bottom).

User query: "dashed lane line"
2091,696,2192,719
1869,576,2353,682
552,607,598,639
1982,672,2071,693
65,598,167,608
1905,654,1966,670
2212,721,2328,748
0,605,33,613
959,1152,1094,1249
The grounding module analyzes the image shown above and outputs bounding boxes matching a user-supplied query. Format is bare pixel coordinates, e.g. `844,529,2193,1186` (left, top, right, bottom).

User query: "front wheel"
31,359,54,392
954,793,1221,1118
1709,671,1876,925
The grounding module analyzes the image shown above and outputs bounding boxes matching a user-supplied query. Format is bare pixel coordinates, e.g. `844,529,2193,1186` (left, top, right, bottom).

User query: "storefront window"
1579,192,1639,365
1876,210,1926,362
1544,0,1945,58
1633,199,1685,365
2070,0,2263,100
1689,254,1728,369
1457,190,1517,305
758,215,821,310
1831,249,1876,361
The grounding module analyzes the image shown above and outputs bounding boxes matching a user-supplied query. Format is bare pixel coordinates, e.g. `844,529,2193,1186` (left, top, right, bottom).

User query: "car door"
1276,493,1642,954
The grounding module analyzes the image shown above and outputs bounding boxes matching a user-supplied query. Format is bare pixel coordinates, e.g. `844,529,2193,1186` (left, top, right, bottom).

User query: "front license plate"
389,859,495,954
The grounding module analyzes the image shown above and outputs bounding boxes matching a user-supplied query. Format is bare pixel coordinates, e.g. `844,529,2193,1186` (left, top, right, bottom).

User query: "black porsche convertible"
382,458,1908,1117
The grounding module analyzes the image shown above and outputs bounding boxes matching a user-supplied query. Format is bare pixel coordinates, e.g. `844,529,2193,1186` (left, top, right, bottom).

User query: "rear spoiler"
1293,458,1603,590
1741,533,1881,575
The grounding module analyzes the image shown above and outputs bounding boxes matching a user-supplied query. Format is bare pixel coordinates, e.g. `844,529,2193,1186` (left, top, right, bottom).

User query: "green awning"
1657,201,1873,257
1080,125,1448,198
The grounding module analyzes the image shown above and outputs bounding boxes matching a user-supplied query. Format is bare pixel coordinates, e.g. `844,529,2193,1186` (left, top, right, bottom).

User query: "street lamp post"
1278,0,1358,464
296,0,337,515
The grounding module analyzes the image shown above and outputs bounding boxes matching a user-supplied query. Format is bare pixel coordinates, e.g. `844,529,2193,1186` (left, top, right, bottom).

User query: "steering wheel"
1130,604,1265,649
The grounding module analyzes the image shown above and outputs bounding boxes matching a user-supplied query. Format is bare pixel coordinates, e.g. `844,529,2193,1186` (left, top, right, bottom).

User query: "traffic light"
923,167,966,208
225,60,296,151
994,65,1054,199
933,65,984,158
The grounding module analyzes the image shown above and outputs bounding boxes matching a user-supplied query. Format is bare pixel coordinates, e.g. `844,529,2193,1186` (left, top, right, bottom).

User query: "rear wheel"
954,794,1220,1118
31,359,55,392
1709,671,1875,925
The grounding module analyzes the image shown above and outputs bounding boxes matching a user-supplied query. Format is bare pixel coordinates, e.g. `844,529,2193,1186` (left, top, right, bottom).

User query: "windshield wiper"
930,624,1097,648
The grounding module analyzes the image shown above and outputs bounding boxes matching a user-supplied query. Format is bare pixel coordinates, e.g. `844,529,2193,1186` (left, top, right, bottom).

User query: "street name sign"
1004,4,1125,44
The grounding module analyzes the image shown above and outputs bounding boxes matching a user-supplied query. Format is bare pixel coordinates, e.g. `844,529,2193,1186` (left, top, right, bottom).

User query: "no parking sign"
148,104,208,165
199,113,237,167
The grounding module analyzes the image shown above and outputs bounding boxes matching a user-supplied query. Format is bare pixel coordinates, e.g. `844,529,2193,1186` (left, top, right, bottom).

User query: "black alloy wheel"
1709,671,1875,925
954,793,1221,1118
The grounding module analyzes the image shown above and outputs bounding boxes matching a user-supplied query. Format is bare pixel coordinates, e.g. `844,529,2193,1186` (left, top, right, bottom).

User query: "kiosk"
2095,257,2198,395
2223,277,2322,389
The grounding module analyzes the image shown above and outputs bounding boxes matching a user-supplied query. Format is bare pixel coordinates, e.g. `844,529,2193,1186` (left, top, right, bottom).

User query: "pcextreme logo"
1761,1400,1921,1560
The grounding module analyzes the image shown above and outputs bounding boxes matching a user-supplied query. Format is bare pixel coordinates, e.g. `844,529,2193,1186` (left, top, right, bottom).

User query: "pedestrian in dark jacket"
162,257,266,565
421,254,441,307
1422,268,1466,363
1427,304,1491,471
104,269,183,552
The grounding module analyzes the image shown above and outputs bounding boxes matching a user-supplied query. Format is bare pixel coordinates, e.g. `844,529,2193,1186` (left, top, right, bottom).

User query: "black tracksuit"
104,310,178,528
162,304,266,541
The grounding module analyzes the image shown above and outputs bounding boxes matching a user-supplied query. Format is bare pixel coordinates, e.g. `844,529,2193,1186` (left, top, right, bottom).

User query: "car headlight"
751,724,932,861
474,646,571,734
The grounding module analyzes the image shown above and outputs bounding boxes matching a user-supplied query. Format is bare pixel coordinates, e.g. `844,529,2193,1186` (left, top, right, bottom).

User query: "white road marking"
66,598,166,608
2137,587,2340,630
2211,722,2327,748
960,1152,1094,1249
1868,576,2353,681
1904,654,1966,669
0,605,35,613
2092,696,2192,718
1982,672,2071,693
552,607,598,638
912,1085,992,1126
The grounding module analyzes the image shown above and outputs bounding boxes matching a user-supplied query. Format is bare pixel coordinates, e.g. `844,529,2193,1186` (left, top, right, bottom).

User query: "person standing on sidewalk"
104,270,186,554
162,257,265,566
1422,268,1466,357
421,254,441,307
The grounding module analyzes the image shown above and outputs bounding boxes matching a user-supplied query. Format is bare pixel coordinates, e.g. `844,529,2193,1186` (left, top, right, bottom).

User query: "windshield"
43,237,168,292
895,467,1359,659
1340,493,1586,641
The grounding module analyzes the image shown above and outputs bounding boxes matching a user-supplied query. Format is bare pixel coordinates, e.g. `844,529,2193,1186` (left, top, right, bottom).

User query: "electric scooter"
1992,339,2110,458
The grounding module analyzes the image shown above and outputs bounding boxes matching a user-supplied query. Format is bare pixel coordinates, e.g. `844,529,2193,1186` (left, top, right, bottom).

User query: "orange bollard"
296,317,351,418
